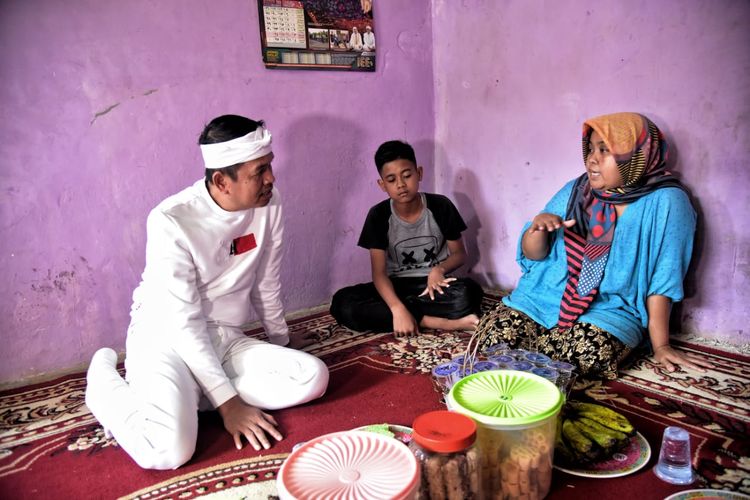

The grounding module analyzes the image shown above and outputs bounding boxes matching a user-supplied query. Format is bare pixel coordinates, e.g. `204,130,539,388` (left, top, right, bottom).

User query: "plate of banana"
554,400,651,478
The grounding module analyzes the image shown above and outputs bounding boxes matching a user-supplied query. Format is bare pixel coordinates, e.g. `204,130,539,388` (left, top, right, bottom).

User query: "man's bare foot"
421,314,479,332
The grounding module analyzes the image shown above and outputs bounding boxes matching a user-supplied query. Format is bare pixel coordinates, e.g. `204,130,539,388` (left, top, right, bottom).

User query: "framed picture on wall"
258,0,376,71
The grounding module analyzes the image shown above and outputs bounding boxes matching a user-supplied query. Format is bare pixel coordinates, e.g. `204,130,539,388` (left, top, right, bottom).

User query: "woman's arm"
521,214,576,260
647,294,712,372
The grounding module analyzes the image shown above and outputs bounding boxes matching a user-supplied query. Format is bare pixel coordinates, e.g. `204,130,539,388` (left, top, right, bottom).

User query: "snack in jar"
410,410,483,500
447,370,564,499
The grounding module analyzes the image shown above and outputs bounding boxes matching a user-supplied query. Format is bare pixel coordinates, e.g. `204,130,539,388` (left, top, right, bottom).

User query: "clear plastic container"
473,360,499,373
547,360,576,393
447,370,564,500
455,360,499,382
524,352,551,367
507,360,534,372
410,410,483,500
432,362,460,395
488,354,515,368
531,367,559,385
507,349,530,360
482,342,508,357
452,354,467,366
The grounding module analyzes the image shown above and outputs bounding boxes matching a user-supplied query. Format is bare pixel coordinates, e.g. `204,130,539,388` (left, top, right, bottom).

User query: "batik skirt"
475,302,632,380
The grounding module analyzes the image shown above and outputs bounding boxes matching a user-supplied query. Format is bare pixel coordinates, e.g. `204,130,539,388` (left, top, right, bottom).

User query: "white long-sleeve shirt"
363,32,375,50
349,32,363,51
129,179,288,407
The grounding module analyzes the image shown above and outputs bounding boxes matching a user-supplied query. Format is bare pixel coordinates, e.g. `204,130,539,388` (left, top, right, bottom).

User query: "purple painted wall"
0,0,435,383
2,0,748,384
433,0,750,345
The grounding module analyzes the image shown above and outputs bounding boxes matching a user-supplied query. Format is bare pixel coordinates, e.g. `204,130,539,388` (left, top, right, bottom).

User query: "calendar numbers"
263,1,306,49
356,57,374,69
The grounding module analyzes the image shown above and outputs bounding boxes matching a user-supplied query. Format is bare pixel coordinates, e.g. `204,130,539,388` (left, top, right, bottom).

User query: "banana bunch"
555,401,636,465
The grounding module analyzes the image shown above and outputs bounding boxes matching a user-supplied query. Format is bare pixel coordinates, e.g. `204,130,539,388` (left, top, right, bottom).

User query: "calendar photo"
258,0,376,72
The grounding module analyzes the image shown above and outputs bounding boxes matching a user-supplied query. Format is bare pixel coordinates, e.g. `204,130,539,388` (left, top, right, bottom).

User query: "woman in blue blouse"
476,112,712,379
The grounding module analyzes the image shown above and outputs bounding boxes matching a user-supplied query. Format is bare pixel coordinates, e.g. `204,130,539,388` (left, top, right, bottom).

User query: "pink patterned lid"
277,430,420,499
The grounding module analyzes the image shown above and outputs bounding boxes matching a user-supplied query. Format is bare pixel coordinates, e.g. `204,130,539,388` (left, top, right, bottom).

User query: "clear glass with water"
653,426,696,484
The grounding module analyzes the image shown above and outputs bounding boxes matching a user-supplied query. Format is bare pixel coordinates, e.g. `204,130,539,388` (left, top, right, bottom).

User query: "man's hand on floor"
218,395,283,451
287,331,317,350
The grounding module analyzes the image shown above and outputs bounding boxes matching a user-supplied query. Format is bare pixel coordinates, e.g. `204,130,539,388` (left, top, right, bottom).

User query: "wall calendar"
258,0,376,72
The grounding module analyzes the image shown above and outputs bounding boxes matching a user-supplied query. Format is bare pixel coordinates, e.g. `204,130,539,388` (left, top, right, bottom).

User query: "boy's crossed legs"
330,276,483,334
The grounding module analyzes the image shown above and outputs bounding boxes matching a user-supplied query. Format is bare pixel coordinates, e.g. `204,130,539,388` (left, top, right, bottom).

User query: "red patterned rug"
1,293,748,499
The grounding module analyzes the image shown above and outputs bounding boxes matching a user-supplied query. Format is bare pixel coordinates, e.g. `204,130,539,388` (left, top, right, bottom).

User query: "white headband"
200,127,273,169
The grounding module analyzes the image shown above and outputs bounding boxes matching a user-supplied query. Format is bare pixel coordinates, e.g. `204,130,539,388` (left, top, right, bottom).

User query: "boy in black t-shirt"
330,140,483,337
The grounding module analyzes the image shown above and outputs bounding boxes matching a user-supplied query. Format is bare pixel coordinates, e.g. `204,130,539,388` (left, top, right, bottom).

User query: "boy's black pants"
330,276,484,333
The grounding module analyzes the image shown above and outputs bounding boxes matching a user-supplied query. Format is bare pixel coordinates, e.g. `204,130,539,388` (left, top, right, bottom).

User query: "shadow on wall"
451,169,487,285
411,139,436,195
279,114,365,309
659,139,705,335
432,143,497,288
673,184,706,335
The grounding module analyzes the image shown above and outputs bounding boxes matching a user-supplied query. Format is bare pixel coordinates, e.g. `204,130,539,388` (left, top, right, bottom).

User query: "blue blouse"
503,179,696,348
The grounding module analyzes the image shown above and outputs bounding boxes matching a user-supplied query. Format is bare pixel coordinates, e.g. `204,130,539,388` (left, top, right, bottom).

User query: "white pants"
85,327,329,470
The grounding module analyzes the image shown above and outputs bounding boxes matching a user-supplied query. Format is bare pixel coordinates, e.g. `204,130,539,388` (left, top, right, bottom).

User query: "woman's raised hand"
529,213,576,233
522,214,576,260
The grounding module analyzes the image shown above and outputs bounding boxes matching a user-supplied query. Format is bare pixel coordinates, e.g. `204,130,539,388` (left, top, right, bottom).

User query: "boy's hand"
420,267,457,300
391,304,419,337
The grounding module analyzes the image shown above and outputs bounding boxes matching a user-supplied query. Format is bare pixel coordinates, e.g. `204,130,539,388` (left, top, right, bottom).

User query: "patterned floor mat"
1,293,748,498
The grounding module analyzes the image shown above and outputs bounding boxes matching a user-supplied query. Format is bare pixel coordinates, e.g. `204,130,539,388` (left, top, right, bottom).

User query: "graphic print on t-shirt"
357,193,466,278
393,236,439,273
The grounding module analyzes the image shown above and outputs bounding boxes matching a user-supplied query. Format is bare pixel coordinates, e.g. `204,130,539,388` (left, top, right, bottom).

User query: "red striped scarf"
558,197,616,328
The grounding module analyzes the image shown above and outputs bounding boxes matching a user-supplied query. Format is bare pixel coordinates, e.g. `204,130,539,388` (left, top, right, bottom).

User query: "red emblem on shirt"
230,233,257,255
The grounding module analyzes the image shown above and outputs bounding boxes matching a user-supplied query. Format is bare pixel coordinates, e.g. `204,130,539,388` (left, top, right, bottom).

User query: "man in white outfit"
349,27,364,51
85,114,329,470
363,26,375,51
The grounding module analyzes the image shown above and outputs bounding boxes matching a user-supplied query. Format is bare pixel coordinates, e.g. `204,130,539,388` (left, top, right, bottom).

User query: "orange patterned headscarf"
582,112,668,193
